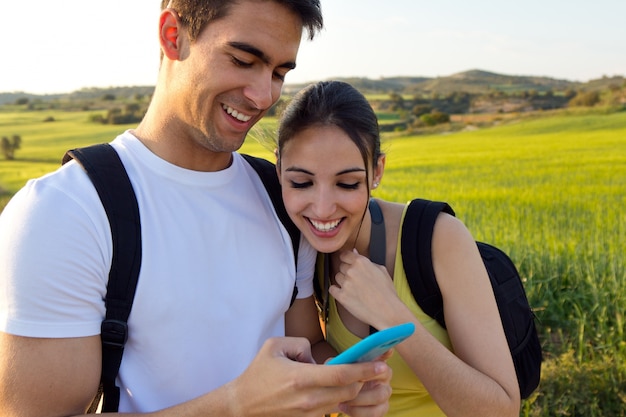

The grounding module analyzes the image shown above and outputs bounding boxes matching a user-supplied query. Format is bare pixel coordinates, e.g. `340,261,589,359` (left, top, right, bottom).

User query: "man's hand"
226,337,391,417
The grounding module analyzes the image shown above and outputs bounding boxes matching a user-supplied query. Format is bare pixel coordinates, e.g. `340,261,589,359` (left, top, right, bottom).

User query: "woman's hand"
330,249,406,330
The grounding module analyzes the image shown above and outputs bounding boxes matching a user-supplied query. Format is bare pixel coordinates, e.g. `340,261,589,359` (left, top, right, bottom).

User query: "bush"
569,91,600,107
88,113,106,124
419,111,450,126
1,135,21,160
524,350,626,417
411,104,433,118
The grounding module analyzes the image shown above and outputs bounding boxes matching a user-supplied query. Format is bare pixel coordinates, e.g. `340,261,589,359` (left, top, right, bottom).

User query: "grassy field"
375,111,626,350
1,109,625,415
0,110,132,196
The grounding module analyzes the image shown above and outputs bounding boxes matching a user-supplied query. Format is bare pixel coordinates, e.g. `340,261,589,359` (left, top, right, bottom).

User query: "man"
0,1,391,416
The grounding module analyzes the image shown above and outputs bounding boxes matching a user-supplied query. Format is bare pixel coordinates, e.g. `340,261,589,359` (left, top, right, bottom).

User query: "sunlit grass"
372,112,626,361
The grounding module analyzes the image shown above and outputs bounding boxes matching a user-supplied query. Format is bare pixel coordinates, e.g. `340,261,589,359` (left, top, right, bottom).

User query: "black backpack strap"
400,198,454,329
368,199,386,266
63,143,142,412
241,154,300,305
366,198,387,334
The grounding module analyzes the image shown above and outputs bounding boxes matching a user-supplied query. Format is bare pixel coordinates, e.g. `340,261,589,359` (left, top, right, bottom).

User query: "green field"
1,109,625,415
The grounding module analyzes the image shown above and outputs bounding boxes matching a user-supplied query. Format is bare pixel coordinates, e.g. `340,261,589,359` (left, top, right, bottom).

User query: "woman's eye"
289,180,312,189
338,182,360,190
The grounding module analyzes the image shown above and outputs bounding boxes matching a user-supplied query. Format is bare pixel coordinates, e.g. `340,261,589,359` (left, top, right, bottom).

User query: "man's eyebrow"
228,41,296,70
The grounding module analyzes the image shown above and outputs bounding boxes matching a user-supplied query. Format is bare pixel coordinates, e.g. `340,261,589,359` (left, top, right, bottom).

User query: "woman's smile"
307,217,345,235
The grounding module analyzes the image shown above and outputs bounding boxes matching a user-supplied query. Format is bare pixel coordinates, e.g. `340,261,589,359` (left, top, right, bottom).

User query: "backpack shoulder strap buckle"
101,319,129,349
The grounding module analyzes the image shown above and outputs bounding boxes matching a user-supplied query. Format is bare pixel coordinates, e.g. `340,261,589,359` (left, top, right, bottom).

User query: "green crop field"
1,109,625,415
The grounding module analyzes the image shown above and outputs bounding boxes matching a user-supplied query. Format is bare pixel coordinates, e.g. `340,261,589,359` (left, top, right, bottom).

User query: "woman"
275,81,520,417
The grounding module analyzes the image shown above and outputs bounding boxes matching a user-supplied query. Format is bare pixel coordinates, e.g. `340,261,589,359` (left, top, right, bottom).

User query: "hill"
0,86,155,106
284,69,624,95
3,70,625,106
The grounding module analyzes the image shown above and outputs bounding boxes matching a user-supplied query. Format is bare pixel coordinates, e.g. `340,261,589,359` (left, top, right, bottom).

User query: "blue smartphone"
326,322,415,365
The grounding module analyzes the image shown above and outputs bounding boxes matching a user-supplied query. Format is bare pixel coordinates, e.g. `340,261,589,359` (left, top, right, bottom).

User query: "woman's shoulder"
376,199,406,216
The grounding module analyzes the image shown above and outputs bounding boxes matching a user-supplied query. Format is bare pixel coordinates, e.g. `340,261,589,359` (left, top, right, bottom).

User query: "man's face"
172,1,303,155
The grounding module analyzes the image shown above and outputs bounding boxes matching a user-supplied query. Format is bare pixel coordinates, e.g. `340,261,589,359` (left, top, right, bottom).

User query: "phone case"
326,322,415,365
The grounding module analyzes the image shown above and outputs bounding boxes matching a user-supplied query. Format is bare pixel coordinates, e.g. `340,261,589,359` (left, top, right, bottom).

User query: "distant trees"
419,111,450,126
265,97,287,118
388,92,405,111
1,135,21,160
568,91,601,107
90,103,146,125
411,104,433,118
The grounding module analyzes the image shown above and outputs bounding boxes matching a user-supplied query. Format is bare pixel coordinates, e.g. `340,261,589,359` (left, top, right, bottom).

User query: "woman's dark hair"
277,81,382,183
161,0,323,41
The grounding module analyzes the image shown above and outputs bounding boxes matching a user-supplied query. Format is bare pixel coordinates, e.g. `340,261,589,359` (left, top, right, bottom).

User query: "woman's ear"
372,154,386,189
159,9,183,60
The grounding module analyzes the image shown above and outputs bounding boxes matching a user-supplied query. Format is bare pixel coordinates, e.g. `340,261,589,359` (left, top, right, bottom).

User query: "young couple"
0,1,518,416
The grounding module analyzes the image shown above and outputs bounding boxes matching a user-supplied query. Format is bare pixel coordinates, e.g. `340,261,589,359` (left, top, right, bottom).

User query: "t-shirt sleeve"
294,234,316,299
0,164,109,337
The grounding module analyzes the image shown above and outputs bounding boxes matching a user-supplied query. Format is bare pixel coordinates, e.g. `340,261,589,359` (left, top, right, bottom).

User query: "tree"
388,92,405,111
411,104,433,118
1,135,21,160
568,91,600,107
419,111,450,126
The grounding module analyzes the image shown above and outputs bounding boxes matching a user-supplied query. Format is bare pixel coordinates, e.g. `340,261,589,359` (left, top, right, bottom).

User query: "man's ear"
159,9,183,60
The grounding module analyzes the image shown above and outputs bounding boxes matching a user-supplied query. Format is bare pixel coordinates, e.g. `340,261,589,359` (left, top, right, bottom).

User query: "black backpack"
372,198,542,399
314,199,541,399
62,143,300,412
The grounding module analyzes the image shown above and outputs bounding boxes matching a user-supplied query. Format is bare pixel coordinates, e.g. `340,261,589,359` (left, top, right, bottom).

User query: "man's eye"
273,71,286,82
290,180,312,189
232,57,252,67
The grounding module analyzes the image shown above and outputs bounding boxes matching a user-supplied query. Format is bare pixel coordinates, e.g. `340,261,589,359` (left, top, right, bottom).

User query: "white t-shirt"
0,131,315,412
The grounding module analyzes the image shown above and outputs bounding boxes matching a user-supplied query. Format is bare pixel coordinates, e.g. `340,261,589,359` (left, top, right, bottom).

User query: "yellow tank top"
324,208,453,417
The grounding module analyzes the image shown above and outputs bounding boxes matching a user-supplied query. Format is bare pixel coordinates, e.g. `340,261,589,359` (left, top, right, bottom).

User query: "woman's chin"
307,235,345,254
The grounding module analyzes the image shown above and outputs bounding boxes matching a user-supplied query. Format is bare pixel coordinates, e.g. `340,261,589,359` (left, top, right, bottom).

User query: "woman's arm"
285,296,337,364
332,213,520,417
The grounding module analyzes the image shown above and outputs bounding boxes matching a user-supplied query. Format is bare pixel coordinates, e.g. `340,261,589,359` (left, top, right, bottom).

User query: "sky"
2,0,625,95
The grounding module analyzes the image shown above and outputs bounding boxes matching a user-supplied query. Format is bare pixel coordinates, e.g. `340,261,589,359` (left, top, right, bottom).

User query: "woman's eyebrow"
337,167,366,175
285,166,314,175
285,167,365,176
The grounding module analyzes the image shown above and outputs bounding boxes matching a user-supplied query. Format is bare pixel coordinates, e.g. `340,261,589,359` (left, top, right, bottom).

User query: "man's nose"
244,71,276,110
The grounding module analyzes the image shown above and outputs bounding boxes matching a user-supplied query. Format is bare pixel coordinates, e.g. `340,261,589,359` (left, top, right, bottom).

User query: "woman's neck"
329,207,372,266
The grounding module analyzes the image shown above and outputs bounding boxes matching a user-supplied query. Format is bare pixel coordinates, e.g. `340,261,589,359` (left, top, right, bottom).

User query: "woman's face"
278,125,372,254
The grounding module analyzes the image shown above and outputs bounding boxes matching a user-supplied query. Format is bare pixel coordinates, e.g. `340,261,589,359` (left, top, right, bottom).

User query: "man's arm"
0,333,102,417
1,332,390,417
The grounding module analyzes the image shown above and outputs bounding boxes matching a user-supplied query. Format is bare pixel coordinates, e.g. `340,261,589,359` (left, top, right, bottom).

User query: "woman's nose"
311,188,337,219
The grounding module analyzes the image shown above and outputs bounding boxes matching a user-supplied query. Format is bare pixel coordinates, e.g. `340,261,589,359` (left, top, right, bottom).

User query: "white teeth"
222,104,252,122
310,219,341,232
